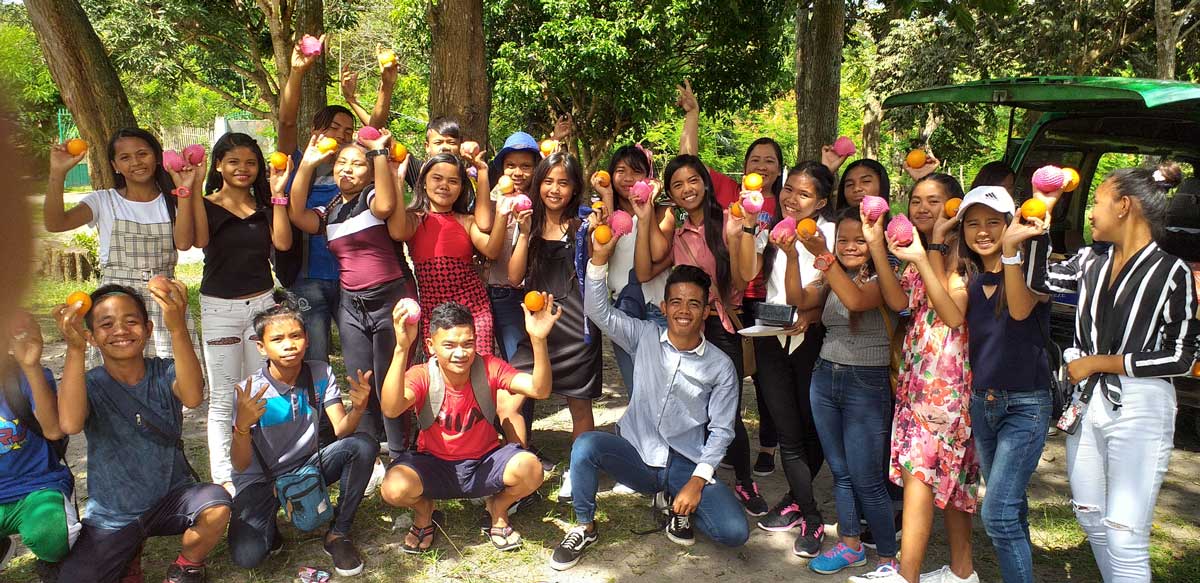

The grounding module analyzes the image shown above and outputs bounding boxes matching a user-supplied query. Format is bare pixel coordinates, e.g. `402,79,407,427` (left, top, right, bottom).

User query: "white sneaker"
920,565,980,583
557,469,573,501
849,563,908,582
612,482,637,494
363,458,386,498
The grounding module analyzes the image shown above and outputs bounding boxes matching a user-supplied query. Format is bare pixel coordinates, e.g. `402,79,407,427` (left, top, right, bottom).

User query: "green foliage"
0,5,62,162
70,231,99,269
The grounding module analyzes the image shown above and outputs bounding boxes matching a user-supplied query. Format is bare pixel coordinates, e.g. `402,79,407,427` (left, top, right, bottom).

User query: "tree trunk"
25,0,136,189
295,0,327,138
861,92,883,160
794,0,845,162
1155,0,1177,79
428,0,490,144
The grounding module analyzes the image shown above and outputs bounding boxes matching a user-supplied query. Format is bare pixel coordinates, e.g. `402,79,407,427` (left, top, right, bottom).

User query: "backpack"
418,356,495,431
1,367,69,462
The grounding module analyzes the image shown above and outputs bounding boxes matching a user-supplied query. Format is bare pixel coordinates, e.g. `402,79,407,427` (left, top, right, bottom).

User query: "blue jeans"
488,286,527,360
290,276,341,362
569,431,749,547
611,303,667,393
809,358,897,557
971,388,1051,583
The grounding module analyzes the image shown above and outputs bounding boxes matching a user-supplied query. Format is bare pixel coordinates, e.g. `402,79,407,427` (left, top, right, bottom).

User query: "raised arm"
472,203,510,260
585,233,650,353
288,136,336,235
507,212,533,286
10,311,62,440
267,155,294,251
463,146,494,234
999,215,1051,321
277,36,324,155
53,303,90,435
385,156,417,242
328,370,369,438
890,235,968,329
863,211,908,312
677,79,699,156
190,171,211,248
339,66,373,125
153,279,204,408
368,51,398,128
43,144,93,233
727,208,759,287
165,152,199,251
504,295,563,399
632,189,672,283
361,130,398,219
379,301,418,418
230,381,269,472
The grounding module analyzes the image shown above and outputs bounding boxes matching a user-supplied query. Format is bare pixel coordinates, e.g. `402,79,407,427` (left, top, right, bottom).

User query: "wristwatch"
171,186,191,199
813,251,836,272
1001,250,1023,265
742,225,756,235
928,243,949,254
365,148,389,158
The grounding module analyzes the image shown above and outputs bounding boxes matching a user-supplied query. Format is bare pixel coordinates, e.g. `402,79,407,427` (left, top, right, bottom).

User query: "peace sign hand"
234,382,270,433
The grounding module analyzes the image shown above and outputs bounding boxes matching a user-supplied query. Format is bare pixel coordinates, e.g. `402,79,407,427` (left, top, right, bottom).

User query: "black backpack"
2,367,69,462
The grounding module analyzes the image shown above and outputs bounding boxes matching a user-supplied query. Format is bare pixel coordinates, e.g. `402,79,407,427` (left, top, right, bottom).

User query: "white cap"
958,186,1015,219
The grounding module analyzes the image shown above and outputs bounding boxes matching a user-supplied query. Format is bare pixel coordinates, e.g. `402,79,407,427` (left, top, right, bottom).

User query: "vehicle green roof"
883,76,1200,112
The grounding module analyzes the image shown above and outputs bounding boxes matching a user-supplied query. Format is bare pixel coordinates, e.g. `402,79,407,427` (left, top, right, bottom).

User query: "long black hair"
410,152,474,215
105,128,177,221
744,137,785,198
607,144,654,193
204,132,271,209
970,160,1015,189
836,158,890,210
763,161,835,281
910,172,965,248
663,154,733,300
1106,161,1183,242
956,200,1015,318
527,152,585,286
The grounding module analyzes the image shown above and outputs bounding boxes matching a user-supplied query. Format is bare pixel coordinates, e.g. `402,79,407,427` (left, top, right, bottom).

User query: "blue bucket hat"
489,131,540,178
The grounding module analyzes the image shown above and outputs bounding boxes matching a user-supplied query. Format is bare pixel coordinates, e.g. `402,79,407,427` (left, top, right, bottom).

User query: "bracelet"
232,424,250,436
171,186,191,199
927,243,948,254
271,196,290,206
366,148,389,158
742,225,756,235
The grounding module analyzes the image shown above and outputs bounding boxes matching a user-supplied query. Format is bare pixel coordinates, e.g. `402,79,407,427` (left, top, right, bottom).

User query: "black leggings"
743,299,778,450
754,327,826,520
703,315,753,484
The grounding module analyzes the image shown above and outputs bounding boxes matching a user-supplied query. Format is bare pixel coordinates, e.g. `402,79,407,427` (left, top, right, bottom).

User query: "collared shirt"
584,262,739,482
672,212,743,333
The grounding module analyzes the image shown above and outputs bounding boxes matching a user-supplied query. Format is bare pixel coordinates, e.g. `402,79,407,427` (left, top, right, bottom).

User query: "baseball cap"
957,185,1015,219
488,131,539,178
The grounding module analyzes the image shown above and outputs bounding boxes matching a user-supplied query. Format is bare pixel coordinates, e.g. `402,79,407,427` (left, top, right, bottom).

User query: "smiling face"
424,161,464,211
613,159,649,200
1088,179,1126,243
908,180,949,235
667,165,707,213
835,218,868,270
661,281,708,340
780,173,827,221
333,146,372,194
110,137,158,186
256,317,308,369
842,165,881,207
88,294,150,362
215,146,261,191
744,143,781,193
962,204,1007,258
539,165,575,212
426,324,477,377
425,129,460,157
503,151,537,194
312,112,355,145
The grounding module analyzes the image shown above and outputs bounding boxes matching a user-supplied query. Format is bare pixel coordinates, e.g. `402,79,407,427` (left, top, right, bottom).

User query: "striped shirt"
1037,241,1198,406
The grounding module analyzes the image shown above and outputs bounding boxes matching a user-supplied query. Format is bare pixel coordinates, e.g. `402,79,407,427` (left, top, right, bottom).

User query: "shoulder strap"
250,364,321,482
419,358,446,431
97,374,200,481
470,358,495,424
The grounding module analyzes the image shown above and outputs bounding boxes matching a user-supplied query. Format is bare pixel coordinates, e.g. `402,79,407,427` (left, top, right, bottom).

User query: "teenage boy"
549,234,749,571
0,310,78,576
377,301,558,552
56,283,231,583
227,297,380,577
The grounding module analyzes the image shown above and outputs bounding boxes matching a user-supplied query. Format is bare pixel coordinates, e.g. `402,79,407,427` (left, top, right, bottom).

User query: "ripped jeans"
1066,376,1175,583
200,290,276,487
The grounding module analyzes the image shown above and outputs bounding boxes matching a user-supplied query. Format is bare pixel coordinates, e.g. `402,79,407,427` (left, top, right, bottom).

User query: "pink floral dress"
890,264,979,513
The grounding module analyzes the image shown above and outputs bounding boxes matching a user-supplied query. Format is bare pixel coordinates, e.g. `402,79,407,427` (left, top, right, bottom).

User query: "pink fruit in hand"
770,217,797,243
396,298,421,325
740,191,764,214
512,194,533,212
832,136,856,157
163,150,185,172
357,126,381,142
609,210,634,238
460,141,481,158
887,214,915,247
183,144,204,165
631,180,653,204
861,195,890,223
1032,165,1065,193
299,34,322,57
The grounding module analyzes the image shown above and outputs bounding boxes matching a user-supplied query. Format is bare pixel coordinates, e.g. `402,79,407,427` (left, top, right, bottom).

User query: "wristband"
366,148,389,158
1001,251,1023,265
171,186,191,199
742,225,756,235
927,243,948,254
271,196,290,206
813,252,836,272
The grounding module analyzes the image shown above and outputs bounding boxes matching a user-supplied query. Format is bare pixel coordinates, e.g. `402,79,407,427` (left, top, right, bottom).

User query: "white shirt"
764,217,835,351
81,189,171,263
607,215,667,305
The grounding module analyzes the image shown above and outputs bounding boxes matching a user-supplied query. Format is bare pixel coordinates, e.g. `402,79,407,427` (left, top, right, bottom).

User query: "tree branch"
180,68,270,118
1172,0,1200,37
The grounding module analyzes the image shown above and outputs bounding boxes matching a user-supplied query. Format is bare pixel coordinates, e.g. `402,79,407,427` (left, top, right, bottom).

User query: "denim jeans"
809,358,897,557
611,303,667,394
200,290,277,486
970,388,1051,583
488,286,527,360
569,431,749,547
289,276,341,362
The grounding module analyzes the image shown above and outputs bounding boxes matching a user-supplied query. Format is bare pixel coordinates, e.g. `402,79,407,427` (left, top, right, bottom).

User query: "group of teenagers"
1,41,1196,583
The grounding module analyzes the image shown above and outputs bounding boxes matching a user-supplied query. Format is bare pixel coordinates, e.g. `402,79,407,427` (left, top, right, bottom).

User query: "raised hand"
390,299,419,349
269,155,293,197
903,149,940,181
234,382,270,433
52,302,89,352
932,212,959,242
773,229,799,257
798,226,828,257
290,34,326,72
346,369,373,411
339,65,359,104
513,208,533,235
551,112,573,141
49,142,87,176
523,294,562,340
359,128,392,151
821,145,849,174
148,278,189,333
887,230,927,265
9,310,43,370
1002,213,1048,251
301,134,337,168
861,208,886,249
676,79,698,113
590,226,618,264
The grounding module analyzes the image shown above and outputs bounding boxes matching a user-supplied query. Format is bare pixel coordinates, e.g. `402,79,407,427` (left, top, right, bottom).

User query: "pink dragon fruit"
396,298,421,325
770,217,797,243
357,126,381,142
832,136,856,158
609,210,634,238
183,144,205,165
1031,165,1065,193
299,34,323,57
861,195,890,223
631,180,653,204
887,214,915,247
740,191,764,214
512,194,533,212
162,150,185,172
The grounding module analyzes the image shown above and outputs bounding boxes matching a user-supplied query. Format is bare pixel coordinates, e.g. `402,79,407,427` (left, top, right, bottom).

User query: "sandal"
487,525,523,551
401,523,436,554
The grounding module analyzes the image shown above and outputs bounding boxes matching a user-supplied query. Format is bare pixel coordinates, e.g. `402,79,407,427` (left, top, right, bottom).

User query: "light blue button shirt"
584,262,739,481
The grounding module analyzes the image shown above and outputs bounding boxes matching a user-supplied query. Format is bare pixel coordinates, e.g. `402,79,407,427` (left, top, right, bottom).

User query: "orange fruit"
1020,198,1048,220
906,149,927,169
593,170,610,187
66,291,92,315
1062,167,1081,192
944,197,963,218
730,202,744,218
742,172,764,191
497,175,514,194
540,140,558,156
66,138,88,156
594,224,613,244
317,137,339,154
524,291,546,312
378,49,397,67
796,218,818,238
268,152,289,171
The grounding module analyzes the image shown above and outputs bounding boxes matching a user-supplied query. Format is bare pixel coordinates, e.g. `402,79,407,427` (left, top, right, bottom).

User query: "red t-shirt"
709,169,775,300
405,355,520,461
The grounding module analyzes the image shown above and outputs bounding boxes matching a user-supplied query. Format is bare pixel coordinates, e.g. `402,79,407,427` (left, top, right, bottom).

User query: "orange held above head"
66,138,88,156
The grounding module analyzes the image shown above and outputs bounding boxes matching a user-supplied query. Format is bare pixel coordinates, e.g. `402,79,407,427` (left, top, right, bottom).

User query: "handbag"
1034,310,1074,421
249,364,334,532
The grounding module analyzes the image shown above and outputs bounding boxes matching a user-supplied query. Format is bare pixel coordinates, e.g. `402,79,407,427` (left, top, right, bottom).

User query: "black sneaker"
753,451,776,476
666,510,695,546
323,535,364,577
792,517,825,558
163,563,206,583
734,480,769,516
509,490,542,515
269,533,285,556
549,525,599,571
757,494,803,532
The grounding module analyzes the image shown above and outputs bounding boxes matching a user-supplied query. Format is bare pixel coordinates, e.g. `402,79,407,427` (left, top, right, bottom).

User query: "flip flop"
401,523,436,554
487,525,523,551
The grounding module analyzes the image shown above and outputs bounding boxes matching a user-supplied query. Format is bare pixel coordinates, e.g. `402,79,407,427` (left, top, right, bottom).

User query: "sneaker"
162,563,205,583
363,458,386,499
323,535,365,577
919,565,980,583
734,480,769,516
557,469,573,502
792,517,825,558
651,491,670,515
0,536,14,571
757,495,802,532
549,525,599,571
753,451,776,476
807,541,866,574
509,490,541,515
665,510,695,546
269,533,285,556
849,560,906,582
612,482,637,494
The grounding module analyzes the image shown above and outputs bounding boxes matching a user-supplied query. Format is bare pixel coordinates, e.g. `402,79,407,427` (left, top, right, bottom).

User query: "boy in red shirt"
375,299,559,552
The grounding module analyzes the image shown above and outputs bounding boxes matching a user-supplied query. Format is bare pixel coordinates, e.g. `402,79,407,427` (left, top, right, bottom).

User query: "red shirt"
709,169,775,300
405,355,520,461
